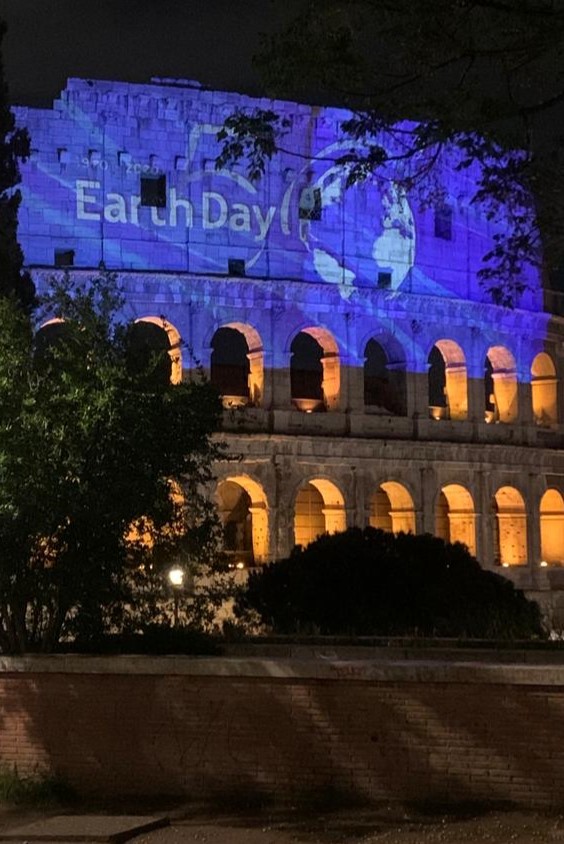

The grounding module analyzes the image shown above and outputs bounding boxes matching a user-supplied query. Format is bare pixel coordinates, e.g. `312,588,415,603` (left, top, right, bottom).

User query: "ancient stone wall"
2,655,564,808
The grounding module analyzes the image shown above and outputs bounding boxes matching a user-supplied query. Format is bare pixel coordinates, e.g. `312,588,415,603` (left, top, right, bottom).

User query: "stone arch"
363,337,407,415
294,477,346,547
485,345,518,423
210,323,264,407
427,339,468,421
133,316,182,385
435,484,476,555
290,326,340,411
216,475,269,565
531,352,558,426
540,489,564,565
493,486,527,566
35,317,68,362
369,481,415,534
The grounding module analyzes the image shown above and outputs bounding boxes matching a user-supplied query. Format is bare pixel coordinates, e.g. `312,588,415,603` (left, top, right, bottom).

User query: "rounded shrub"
237,528,544,639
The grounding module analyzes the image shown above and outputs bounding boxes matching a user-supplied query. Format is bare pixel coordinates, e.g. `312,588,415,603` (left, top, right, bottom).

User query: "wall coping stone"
1,653,564,685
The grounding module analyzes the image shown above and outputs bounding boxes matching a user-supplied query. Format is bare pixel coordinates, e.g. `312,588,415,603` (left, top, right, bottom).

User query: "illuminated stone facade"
15,78,564,614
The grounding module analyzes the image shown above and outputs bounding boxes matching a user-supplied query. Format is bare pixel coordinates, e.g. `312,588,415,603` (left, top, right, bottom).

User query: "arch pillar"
519,381,534,426
391,508,416,534
443,363,467,420
491,372,518,422
272,352,292,409
321,353,340,411
420,467,436,533
321,505,347,534
467,376,484,422
343,359,364,413
407,371,428,419
474,471,491,567
247,350,265,407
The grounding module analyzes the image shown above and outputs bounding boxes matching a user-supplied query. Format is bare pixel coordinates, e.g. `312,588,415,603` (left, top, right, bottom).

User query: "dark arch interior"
211,327,250,397
428,345,447,408
364,339,406,414
291,332,323,401
127,321,172,388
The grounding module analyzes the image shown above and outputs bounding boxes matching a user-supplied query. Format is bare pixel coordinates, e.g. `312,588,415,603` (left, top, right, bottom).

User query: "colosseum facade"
15,78,564,617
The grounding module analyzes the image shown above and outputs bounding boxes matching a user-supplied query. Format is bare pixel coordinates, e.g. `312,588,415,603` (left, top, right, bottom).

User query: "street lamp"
168,565,185,628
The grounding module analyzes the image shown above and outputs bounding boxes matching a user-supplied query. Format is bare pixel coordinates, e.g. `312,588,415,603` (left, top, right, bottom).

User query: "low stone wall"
1,652,564,808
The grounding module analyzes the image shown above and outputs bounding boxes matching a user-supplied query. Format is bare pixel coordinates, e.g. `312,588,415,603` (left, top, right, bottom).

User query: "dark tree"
217,0,564,306
0,272,226,653
0,20,34,311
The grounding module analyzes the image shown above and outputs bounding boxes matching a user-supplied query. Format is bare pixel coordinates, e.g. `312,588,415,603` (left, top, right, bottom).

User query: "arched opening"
216,476,269,566
435,484,476,555
364,339,406,415
129,317,182,386
35,318,71,369
494,486,527,566
428,340,468,421
291,327,340,412
369,481,415,534
540,489,564,565
485,346,518,423
531,352,557,426
210,323,264,408
294,478,346,547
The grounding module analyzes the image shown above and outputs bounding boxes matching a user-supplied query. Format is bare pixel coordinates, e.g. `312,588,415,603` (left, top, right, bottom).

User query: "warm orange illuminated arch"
428,339,468,421
531,352,558,426
294,478,346,547
134,316,182,384
436,484,476,555
370,481,416,534
486,346,518,423
214,322,264,407
494,486,527,566
540,489,564,565
291,326,340,411
216,475,269,564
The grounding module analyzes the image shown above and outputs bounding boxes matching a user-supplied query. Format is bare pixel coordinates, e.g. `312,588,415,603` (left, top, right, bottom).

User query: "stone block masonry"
1,654,564,808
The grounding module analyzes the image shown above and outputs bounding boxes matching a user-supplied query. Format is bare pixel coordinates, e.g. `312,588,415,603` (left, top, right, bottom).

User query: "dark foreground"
2,807,563,844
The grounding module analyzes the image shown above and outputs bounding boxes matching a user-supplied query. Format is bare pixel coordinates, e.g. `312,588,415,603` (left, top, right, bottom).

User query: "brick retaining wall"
1,654,564,808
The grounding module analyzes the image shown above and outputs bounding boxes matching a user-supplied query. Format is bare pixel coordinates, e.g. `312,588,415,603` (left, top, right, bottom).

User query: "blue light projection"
15,79,549,383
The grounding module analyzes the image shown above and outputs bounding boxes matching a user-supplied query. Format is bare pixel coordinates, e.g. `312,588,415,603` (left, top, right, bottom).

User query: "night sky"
1,0,296,107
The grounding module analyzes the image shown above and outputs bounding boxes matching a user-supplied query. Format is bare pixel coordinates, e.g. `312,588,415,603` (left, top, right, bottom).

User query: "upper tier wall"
14,77,542,311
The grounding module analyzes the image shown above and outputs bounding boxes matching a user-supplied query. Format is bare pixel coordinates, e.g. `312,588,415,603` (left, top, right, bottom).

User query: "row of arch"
216,478,564,569
109,317,559,426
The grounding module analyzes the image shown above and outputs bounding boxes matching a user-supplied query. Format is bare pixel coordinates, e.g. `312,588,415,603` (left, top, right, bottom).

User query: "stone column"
270,352,292,409
527,471,542,585
467,376,484,423
247,350,266,408
419,467,436,534
321,353,340,411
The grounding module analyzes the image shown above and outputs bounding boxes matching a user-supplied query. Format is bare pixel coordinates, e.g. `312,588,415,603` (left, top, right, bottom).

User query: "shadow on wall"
3,663,564,808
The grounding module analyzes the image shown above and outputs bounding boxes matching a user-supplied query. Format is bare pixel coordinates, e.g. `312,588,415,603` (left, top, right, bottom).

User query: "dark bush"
237,528,544,639
57,625,223,655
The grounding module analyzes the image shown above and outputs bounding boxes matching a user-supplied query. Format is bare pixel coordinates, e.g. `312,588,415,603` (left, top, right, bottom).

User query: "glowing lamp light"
502,562,510,568
168,565,185,587
235,561,245,570
540,560,549,567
